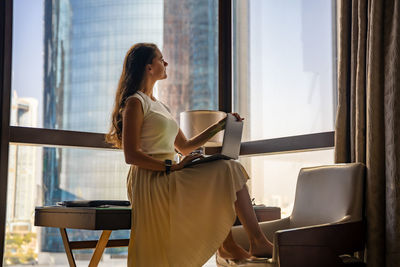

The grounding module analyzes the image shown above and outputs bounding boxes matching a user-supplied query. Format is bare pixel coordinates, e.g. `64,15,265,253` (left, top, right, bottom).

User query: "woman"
107,43,273,267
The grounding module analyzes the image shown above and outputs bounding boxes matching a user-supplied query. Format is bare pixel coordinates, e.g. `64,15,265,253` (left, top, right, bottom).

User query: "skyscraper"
7,91,39,233
158,0,218,123
43,0,74,253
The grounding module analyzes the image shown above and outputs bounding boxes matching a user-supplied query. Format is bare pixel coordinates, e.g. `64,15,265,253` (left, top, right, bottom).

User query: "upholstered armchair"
216,163,366,267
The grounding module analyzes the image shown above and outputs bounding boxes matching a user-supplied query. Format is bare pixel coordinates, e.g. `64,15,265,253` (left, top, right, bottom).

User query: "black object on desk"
56,200,130,208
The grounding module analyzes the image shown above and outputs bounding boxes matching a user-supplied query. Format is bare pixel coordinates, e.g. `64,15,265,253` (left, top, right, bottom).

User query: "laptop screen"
220,114,243,159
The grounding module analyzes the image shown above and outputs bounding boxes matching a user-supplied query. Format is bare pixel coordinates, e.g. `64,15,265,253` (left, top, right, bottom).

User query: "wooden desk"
36,205,280,266
34,206,131,267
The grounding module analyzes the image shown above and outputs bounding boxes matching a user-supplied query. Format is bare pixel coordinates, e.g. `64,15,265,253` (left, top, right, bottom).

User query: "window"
233,0,336,215
233,0,336,141
240,149,334,217
5,145,129,265
12,0,218,132
4,0,219,265
1,1,335,266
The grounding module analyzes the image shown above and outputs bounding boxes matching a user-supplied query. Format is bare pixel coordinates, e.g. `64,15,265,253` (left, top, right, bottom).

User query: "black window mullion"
0,0,13,262
9,127,334,156
205,131,335,156
218,0,232,113
9,126,114,150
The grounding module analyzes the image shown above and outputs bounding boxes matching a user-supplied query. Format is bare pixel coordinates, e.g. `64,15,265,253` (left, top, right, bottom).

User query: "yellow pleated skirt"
126,154,249,267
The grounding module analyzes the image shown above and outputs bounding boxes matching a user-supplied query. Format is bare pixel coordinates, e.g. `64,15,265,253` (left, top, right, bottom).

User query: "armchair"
216,163,366,267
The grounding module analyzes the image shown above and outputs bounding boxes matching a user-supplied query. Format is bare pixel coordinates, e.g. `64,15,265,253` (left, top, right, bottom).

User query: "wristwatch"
165,159,172,174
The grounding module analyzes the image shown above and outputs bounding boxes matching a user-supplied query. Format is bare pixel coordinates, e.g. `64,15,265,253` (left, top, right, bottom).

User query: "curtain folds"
335,0,400,266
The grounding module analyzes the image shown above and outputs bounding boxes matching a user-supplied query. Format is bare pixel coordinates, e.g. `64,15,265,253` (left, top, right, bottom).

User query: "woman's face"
149,49,168,80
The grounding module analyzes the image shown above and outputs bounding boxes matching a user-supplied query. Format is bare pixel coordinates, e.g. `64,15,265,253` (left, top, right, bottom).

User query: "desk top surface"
35,206,131,230
36,206,131,212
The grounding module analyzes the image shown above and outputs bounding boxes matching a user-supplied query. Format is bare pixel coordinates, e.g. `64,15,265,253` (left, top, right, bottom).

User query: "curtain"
335,0,400,266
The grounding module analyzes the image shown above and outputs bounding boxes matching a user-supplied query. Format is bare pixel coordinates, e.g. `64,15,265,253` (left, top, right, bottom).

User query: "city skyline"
7,91,39,231
5,91,40,265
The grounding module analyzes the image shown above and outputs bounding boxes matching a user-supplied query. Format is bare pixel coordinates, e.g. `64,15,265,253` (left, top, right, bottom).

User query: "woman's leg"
234,186,273,257
220,186,273,259
218,230,251,260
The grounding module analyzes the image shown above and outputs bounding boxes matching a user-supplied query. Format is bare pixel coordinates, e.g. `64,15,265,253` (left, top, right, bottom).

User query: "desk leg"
59,228,77,267
88,230,112,267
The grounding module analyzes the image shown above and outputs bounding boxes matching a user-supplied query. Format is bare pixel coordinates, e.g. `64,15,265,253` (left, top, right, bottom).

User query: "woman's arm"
174,115,227,156
122,97,201,172
175,113,244,156
122,97,166,170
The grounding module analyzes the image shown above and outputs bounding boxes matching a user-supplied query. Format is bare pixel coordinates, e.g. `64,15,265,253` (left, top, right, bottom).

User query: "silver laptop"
184,113,243,168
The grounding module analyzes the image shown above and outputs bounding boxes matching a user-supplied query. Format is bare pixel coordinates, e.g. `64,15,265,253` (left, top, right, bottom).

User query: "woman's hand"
171,153,204,171
174,112,245,156
216,113,244,131
231,112,244,122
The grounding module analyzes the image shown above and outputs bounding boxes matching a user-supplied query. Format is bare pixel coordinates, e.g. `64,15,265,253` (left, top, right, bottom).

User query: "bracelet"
165,159,172,174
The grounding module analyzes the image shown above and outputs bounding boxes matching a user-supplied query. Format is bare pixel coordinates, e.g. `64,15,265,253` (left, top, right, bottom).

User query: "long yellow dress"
126,91,249,267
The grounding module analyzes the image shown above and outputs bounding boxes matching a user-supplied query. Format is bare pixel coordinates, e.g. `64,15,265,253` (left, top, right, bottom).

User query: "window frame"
0,0,335,261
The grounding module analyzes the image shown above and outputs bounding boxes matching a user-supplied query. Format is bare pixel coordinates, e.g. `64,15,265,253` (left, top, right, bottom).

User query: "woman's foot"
249,237,273,258
218,242,251,261
217,246,233,259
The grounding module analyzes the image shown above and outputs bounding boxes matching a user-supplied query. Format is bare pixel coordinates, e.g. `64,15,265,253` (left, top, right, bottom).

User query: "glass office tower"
159,0,218,123
43,0,73,252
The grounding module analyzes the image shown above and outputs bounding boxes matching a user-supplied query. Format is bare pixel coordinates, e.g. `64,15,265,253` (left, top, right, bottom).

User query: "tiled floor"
203,254,218,267
10,253,218,267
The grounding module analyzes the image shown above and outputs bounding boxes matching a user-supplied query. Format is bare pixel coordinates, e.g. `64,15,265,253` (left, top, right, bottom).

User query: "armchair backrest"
290,163,365,228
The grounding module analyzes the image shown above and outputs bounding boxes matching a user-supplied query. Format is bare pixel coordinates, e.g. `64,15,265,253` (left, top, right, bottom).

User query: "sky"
249,0,334,139
12,0,44,127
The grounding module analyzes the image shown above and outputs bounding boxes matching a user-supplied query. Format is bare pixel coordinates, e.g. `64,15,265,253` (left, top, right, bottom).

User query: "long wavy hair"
106,43,158,148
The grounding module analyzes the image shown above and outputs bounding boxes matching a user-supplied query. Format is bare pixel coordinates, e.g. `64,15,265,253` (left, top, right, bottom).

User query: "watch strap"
165,159,172,174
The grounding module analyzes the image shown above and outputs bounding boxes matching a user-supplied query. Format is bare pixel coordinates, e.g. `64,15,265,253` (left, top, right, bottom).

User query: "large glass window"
4,0,336,266
233,0,336,141
240,149,334,217
7,0,219,266
4,145,129,266
233,0,336,217
11,0,218,132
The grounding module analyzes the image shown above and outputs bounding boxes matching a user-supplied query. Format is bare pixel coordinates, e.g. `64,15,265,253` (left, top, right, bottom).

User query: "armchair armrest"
275,220,365,267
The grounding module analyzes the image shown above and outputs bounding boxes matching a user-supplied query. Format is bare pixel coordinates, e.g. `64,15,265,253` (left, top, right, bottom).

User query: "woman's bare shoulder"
125,95,142,105
125,94,146,114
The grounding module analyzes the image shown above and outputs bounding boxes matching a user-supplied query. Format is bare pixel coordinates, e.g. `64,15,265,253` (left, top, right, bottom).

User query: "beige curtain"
335,0,400,266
